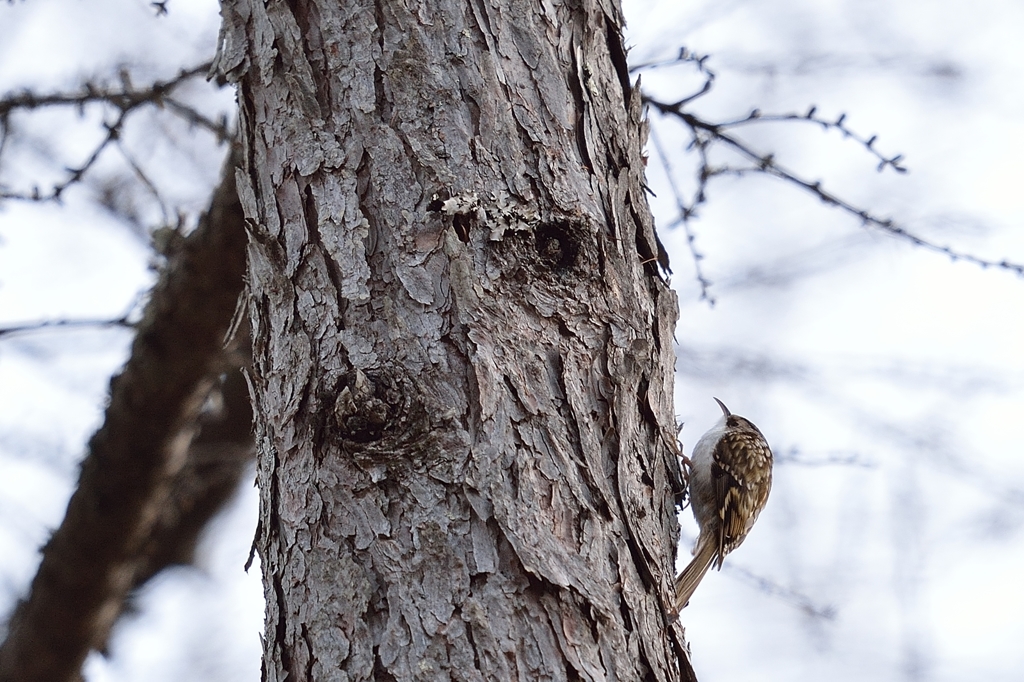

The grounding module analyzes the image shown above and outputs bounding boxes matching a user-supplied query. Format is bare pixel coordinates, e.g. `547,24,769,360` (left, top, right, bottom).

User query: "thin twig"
162,98,233,143
712,106,907,174
0,62,227,203
0,315,134,339
648,122,716,305
688,116,1024,275
633,49,1024,302
0,63,212,116
116,138,171,225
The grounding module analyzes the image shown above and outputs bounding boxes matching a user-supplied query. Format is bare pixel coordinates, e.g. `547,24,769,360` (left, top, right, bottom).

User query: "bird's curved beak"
712,397,731,416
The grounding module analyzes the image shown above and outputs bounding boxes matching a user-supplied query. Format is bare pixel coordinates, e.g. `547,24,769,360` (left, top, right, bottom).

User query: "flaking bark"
217,0,694,679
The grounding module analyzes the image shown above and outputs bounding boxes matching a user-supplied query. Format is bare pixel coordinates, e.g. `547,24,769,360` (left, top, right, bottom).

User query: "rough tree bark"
216,0,692,679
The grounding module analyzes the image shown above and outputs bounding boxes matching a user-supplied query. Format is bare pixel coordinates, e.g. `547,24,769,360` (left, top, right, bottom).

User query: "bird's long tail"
674,535,719,611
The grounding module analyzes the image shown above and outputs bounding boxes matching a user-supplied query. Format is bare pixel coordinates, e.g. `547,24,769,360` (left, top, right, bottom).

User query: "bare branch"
631,47,718,109
635,49,1024,302
0,63,212,116
0,62,230,203
648,122,716,305
711,106,907,175
0,315,134,339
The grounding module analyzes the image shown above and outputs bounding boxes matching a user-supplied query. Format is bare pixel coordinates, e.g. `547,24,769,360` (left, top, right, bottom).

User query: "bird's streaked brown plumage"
674,398,773,611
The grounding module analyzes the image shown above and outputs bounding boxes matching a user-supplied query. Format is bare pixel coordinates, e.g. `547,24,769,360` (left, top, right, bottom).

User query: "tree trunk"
214,0,692,678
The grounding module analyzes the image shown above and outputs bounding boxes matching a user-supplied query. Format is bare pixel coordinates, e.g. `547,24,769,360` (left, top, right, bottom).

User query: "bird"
674,397,773,610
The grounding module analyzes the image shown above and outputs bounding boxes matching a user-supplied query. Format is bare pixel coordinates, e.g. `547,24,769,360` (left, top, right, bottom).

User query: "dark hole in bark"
452,213,471,243
534,220,579,270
